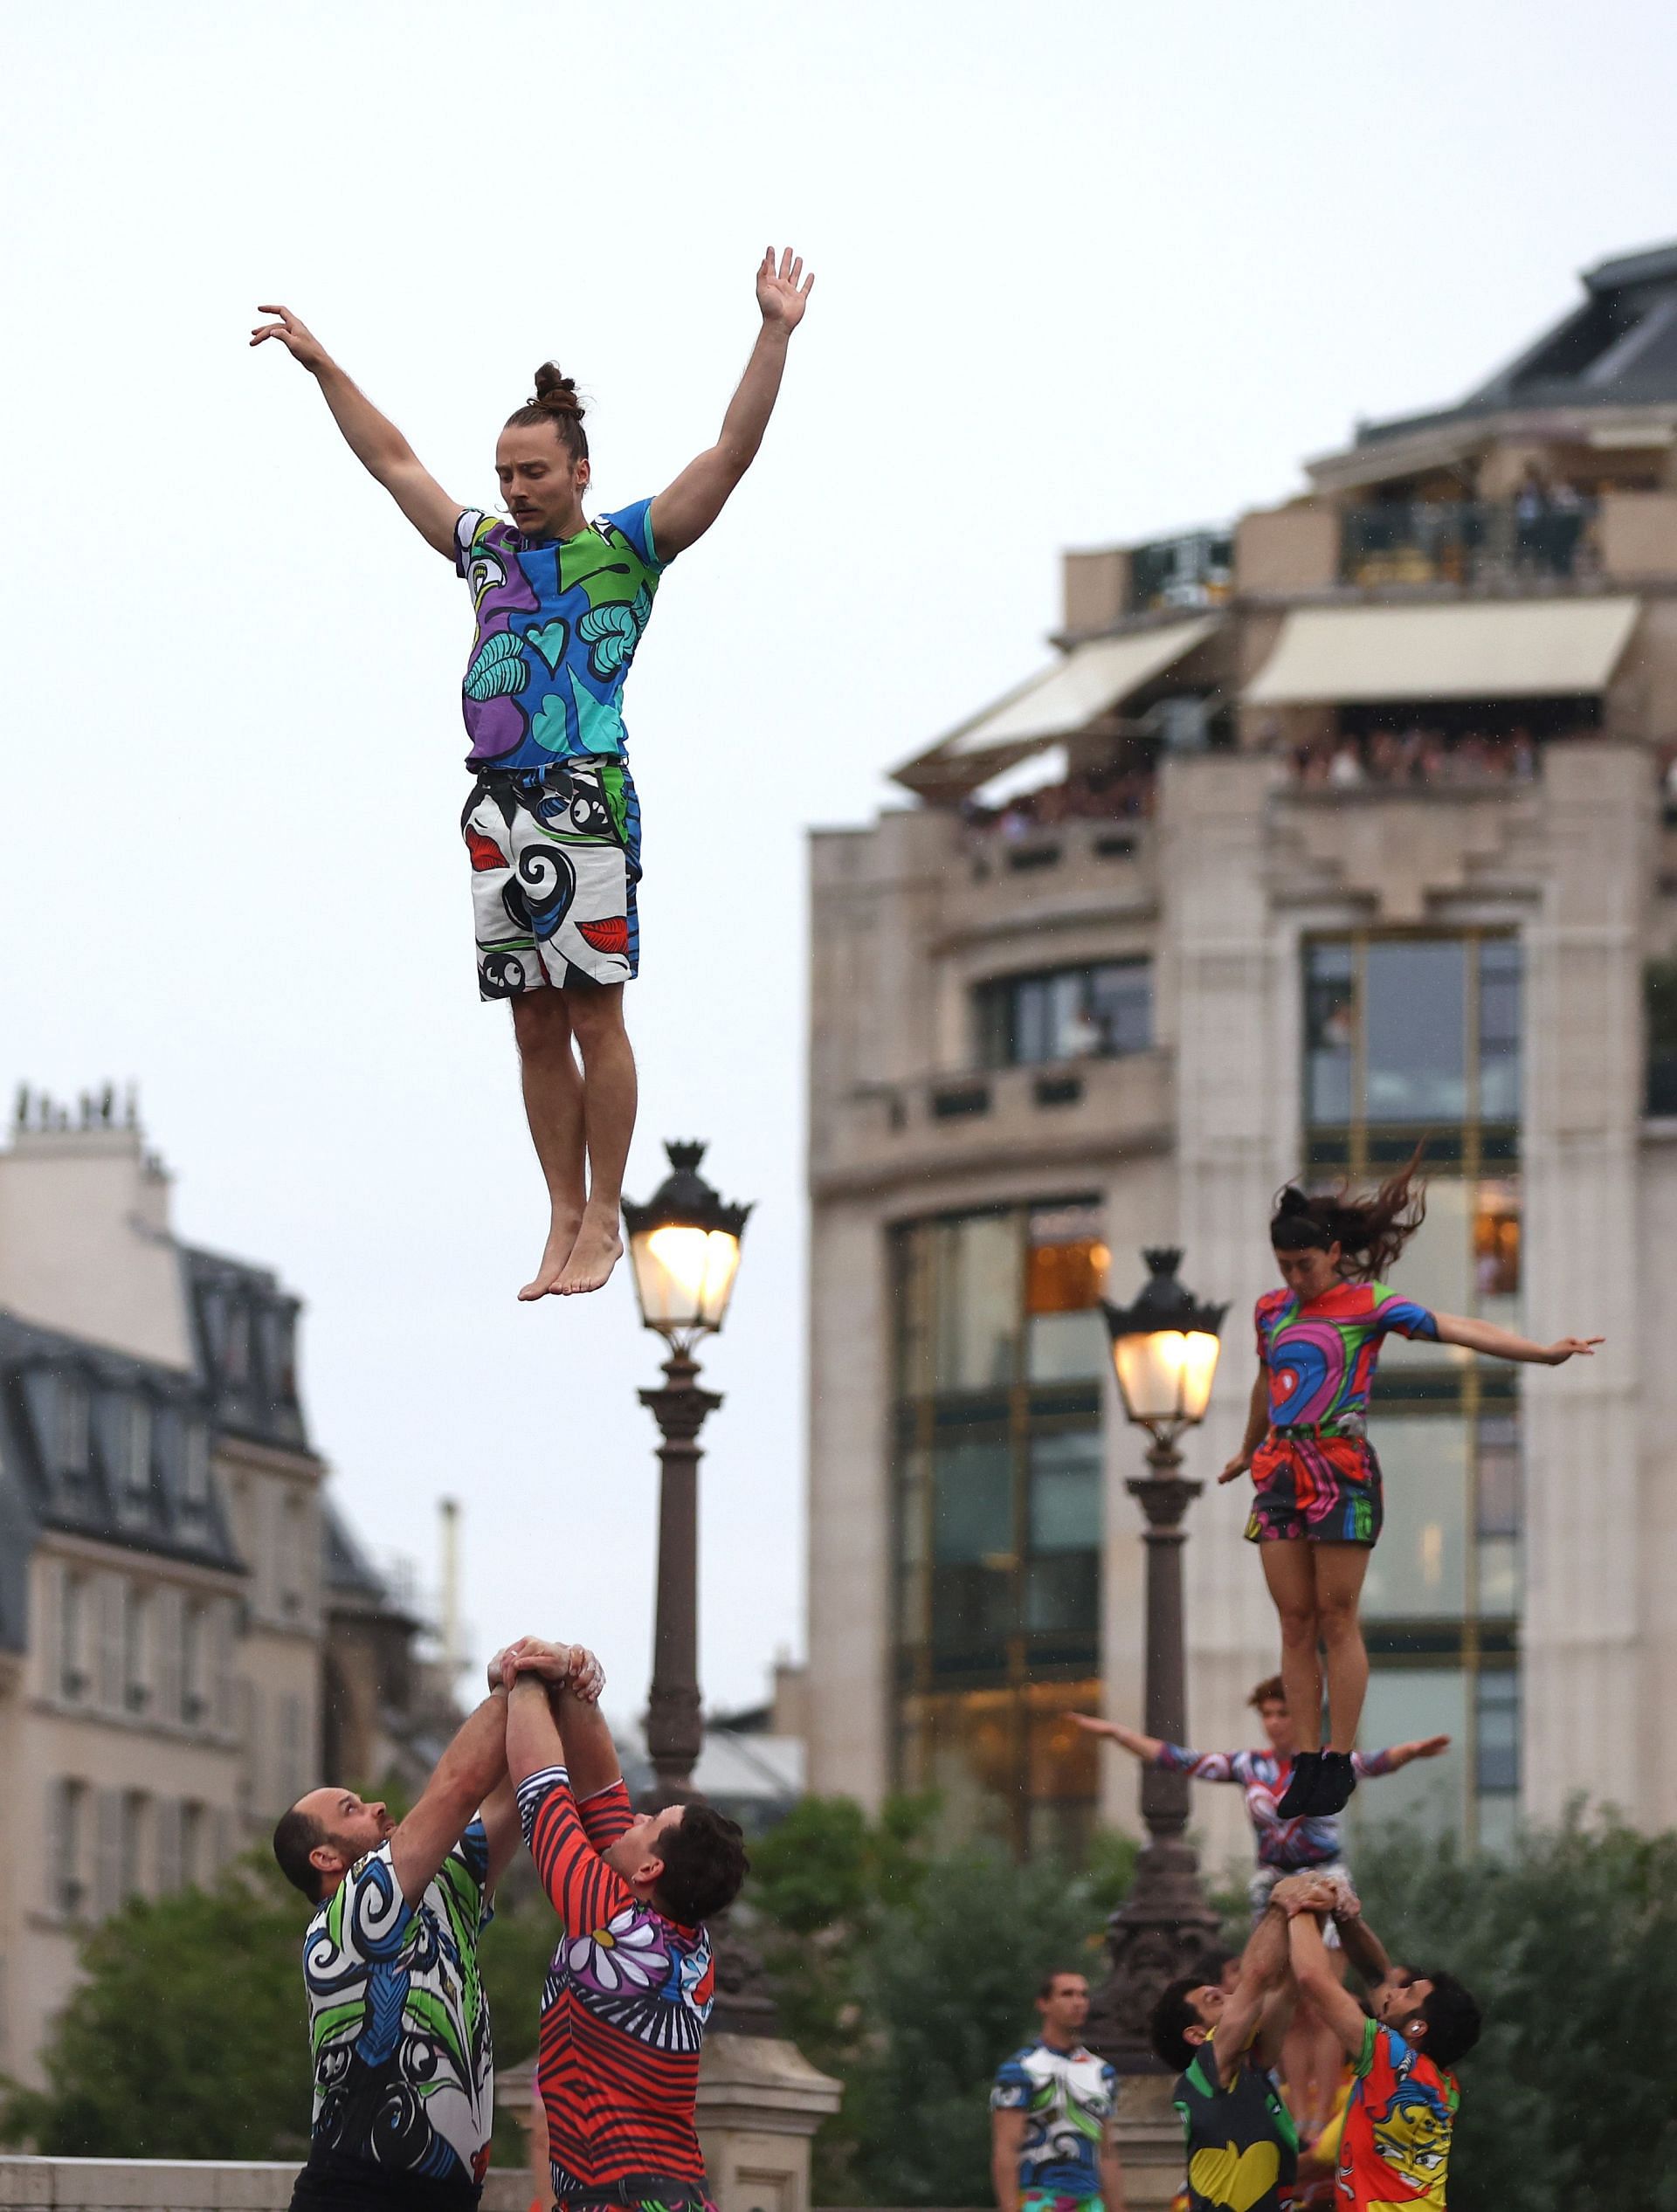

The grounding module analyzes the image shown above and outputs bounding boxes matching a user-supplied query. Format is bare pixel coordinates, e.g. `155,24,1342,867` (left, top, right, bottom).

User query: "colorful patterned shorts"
1244,1429,1384,1547
462,758,641,998
552,2193,715,2212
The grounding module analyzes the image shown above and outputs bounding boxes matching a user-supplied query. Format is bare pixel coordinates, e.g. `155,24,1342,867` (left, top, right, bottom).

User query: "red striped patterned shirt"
517,1765,715,2198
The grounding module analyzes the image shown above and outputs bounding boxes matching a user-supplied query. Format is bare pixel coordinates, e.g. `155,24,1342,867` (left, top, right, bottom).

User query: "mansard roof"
0,1308,245,1650
180,1243,311,1454
1357,239,1677,449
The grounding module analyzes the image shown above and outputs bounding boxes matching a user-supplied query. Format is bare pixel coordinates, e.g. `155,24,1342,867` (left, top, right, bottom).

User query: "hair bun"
1275,1184,1315,1217
530,361,584,417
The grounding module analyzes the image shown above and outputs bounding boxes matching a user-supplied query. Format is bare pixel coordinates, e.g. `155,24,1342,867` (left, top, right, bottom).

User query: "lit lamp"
622,1140,777,2036
625,1140,751,1347
1086,1247,1229,2076
1102,1246,1227,1447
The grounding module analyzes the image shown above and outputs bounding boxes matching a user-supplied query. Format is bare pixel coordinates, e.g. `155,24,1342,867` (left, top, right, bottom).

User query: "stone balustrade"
0,2160,532,2210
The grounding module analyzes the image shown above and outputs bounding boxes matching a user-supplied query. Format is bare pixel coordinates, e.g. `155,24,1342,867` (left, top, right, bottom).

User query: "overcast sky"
3,0,1674,1718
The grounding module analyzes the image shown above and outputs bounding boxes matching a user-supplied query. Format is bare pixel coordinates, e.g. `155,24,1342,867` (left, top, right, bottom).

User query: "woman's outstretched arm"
1071,1715,1163,1760
1433,1314,1604,1365
648,246,814,561
251,305,462,558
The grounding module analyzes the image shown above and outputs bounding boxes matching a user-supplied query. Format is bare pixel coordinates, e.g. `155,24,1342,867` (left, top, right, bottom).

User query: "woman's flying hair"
1268,1147,1427,1280
504,362,590,464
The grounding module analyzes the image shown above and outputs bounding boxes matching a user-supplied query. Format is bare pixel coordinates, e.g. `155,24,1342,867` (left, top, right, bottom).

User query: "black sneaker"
1310,1751,1359,1816
1276,1751,1321,1819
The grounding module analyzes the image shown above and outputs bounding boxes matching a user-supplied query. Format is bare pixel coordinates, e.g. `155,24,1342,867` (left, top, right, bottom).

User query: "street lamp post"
624,1140,750,1803
623,1140,777,2035
1085,1248,1231,2074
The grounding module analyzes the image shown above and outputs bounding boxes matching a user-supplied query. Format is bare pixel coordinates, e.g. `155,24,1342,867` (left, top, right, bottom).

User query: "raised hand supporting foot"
552,1205,624,1296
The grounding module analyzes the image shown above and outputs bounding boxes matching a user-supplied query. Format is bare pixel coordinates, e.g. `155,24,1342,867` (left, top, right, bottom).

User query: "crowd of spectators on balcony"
961,764,1156,839
1289,724,1542,789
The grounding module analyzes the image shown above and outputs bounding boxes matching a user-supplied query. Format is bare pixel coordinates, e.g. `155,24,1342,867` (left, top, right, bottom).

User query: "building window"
181,1801,206,1891
123,1586,152,1714
123,1401,153,1509
1308,929,1524,1850
59,1572,89,1702
50,1780,88,1917
975,960,1152,1071
57,1379,91,1476
120,1792,148,1900
1304,932,1521,1167
181,1603,207,1725
181,1422,211,1518
894,1201,1108,1850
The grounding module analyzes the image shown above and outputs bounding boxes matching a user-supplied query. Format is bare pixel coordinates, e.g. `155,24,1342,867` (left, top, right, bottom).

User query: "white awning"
1245,599,1641,705
969,744,1071,809
942,617,1219,757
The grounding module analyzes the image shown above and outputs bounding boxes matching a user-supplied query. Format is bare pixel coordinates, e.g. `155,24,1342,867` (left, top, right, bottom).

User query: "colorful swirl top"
1255,1280,1439,1430
1338,2018,1459,2209
454,501,666,771
990,2039,1116,2201
299,1821,494,2197
1153,1742,1398,1871
517,1764,714,2200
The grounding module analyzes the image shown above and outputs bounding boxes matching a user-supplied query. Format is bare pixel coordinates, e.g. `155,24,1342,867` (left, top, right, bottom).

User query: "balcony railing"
1128,527,1234,611
1341,498,1598,587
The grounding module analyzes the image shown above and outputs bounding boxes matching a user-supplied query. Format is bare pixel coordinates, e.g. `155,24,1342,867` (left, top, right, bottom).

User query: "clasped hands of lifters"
1268,1871,1360,1919
487,1636,605,1704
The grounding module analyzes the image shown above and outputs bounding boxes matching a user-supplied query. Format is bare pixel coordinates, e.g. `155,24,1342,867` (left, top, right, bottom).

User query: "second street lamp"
1087,1249,1231,2074
623,1140,777,2037
623,1141,751,1804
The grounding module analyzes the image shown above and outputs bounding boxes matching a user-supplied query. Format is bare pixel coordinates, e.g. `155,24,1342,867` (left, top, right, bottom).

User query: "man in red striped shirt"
500,1637,749,2212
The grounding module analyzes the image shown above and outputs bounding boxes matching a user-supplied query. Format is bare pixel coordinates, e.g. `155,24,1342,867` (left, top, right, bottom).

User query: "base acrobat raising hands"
253,249,814,1301
1220,1160,1600,1820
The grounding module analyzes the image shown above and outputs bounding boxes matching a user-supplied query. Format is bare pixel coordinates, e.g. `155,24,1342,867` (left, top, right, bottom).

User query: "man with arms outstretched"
497,1635,749,2212
273,1646,602,2211
1283,1878,1481,2209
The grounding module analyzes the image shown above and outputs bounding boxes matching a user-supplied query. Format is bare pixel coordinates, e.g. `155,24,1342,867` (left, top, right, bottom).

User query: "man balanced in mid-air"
253,248,814,1302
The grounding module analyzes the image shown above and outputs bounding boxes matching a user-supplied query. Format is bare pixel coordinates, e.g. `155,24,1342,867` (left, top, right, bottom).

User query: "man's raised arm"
648,247,814,561
251,305,463,558
1287,1907,1372,2062
389,1690,509,1906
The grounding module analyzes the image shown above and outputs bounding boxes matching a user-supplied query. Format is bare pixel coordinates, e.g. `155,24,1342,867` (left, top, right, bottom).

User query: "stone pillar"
1522,742,1650,1821
694,2033,843,2212
1110,2074,1192,2212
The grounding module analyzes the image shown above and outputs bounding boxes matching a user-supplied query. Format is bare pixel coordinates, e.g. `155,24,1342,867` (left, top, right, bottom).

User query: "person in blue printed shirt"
252,249,814,1301
990,1971,1126,2212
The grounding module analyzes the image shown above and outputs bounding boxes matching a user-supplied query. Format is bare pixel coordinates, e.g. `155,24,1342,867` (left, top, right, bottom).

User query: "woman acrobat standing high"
252,250,814,1301
1220,1162,1600,1820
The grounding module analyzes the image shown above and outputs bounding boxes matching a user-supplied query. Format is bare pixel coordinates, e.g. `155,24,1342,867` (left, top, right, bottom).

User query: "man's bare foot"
519,1215,582,1302
552,1209,624,1296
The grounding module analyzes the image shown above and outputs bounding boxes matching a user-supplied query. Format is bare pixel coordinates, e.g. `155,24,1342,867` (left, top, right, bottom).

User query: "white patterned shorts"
461,758,641,997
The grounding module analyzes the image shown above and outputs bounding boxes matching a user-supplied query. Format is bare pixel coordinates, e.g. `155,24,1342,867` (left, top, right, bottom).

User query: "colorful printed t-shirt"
1153,1743,1398,1871
517,1765,714,2200
454,502,666,771
1255,1281,1438,1430
1337,2019,1458,2209
299,1821,494,2200
1172,2032,1297,2212
990,2039,1117,2202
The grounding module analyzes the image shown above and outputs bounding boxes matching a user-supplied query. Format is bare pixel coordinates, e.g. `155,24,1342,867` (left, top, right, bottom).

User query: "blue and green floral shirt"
453,501,666,770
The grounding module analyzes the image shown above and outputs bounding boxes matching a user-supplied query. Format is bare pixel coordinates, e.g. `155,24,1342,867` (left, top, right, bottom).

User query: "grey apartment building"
805,241,1677,1876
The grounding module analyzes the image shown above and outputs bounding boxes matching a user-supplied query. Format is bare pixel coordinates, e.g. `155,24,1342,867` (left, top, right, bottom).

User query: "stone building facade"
805,240,1677,1872
0,1093,431,2085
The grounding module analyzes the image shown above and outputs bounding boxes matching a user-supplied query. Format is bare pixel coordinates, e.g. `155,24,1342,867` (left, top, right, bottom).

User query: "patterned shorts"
553,2193,715,2212
1244,1430,1384,1547
462,758,641,998
1250,1857,1349,1946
